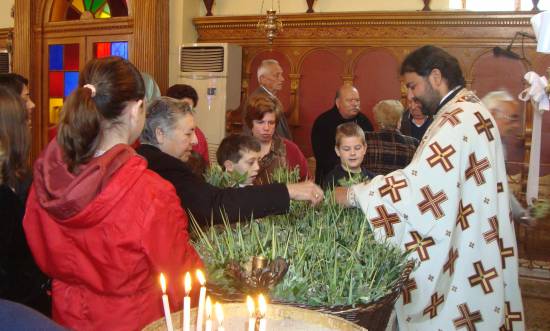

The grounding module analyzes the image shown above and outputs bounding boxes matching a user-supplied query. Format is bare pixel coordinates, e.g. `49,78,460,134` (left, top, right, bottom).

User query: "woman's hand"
286,182,324,206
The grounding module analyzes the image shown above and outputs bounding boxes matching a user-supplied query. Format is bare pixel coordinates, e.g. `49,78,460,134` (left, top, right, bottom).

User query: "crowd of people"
0,45,528,330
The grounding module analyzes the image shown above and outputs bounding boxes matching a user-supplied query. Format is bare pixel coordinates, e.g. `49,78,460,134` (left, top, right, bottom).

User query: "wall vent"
180,46,224,73
0,50,10,74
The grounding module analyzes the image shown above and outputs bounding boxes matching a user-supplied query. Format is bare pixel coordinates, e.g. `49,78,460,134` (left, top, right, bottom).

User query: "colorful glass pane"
49,45,64,70
64,44,79,71
49,72,64,97
95,42,111,58
71,0,85,13
49,98,64,125
111,42,128,59
96,10,111,19
103,3,111,14
84,0,92,11
91,0,105,13
64,72,79,97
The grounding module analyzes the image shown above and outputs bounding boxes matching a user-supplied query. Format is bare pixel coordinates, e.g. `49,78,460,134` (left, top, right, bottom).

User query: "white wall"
0,0,14,28
169,0,201,86
199,0,451,16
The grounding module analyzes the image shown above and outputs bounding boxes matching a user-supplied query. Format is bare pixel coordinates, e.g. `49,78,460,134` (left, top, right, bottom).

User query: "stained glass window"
94,41,128,60
51,0,128,22
48,44,80,125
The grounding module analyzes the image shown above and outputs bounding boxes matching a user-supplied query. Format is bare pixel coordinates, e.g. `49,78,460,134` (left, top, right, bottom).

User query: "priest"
337,45,524,331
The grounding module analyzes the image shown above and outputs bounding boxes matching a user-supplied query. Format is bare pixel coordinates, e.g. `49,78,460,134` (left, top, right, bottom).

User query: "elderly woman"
245,93,309,184
136,97,323,225
363,99,419,175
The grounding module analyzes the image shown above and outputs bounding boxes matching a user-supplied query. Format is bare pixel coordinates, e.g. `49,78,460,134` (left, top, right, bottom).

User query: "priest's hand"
286,182,324,206
333,186,354,207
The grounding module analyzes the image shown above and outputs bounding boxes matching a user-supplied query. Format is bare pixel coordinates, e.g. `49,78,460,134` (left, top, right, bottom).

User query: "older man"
311,85,373,184
338,46,524,330
242,59,292,139
400,98,433,141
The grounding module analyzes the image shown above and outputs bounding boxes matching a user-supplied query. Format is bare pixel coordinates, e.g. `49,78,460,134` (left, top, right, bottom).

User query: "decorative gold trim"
194,11,534,30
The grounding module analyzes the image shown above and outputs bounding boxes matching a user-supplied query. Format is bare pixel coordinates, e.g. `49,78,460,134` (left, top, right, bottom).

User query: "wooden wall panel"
353,48,401,125
297,50,343,157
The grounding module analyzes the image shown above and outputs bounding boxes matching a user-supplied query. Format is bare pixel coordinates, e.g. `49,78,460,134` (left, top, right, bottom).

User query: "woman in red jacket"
23,57,202,331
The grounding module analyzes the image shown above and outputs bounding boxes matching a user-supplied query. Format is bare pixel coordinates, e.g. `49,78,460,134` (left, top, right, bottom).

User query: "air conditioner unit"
0,49,10,74
178,43,242,163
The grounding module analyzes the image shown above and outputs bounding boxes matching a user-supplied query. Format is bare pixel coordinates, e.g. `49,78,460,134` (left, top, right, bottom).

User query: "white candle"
246,296,255,331
258,294,267,331
159,273,174,331
196,270,206,331
204,296,212,331
215,302,224,331
183,272,191,331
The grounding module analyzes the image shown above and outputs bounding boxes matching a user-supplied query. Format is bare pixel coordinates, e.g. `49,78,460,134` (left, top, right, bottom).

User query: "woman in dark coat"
0,86,50,315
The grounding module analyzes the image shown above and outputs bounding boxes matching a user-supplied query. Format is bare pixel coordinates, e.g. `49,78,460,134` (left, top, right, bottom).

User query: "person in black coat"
0,87,50,315
311,85,373,185
137,97,323,226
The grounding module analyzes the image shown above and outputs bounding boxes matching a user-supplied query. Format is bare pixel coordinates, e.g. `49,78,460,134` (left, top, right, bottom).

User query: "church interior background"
1,0,550,328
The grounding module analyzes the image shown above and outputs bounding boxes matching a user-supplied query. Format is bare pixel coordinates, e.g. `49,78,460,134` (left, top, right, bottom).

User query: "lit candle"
246,296,255,331
159,273,174,331
204,296,212,331
183,272,191,331
258,294,267,331
196,270,206,331
215,302,224,331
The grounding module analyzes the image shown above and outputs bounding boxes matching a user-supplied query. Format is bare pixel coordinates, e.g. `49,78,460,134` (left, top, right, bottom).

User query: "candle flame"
184,272,192,294
205,296,212,318
258,294,267,316
246,296,255,316
159,273,167,293
215,302,224,324
196,269,205,286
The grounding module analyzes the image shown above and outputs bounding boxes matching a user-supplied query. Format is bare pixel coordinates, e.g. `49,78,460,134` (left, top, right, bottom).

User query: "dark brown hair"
244,93,280,130
166,84,199,107
57,56,145,172
216,134,261,168
0,86,29,187
400,45,465,90
0,73,29,95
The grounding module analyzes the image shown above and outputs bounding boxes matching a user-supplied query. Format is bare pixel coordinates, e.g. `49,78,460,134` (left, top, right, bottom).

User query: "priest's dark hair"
400,45,465,90
57,56,145,172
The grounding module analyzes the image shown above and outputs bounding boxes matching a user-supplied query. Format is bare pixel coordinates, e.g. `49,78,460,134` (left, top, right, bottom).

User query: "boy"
216,134,262,186
322,122,375,189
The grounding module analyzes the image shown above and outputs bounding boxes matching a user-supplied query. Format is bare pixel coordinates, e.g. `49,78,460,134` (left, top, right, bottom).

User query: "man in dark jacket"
311,85,373,184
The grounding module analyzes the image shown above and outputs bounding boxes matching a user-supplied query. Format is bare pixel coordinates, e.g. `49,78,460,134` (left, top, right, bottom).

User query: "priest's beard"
415,81,441,116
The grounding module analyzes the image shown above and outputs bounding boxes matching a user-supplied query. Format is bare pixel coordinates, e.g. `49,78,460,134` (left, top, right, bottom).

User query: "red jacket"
23,142,203,331
192,126,210,165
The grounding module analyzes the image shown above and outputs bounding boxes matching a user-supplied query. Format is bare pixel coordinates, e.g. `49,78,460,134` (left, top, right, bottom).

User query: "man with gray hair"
242,59,292,139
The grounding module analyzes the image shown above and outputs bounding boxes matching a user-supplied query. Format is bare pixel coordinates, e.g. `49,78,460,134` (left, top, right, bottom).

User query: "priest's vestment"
352,89,524,330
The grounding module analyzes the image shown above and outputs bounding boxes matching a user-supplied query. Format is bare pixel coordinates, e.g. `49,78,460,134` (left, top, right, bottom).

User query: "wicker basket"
208,260,415,331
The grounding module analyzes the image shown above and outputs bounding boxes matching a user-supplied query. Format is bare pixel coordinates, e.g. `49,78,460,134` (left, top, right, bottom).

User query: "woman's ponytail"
57,86,102,172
